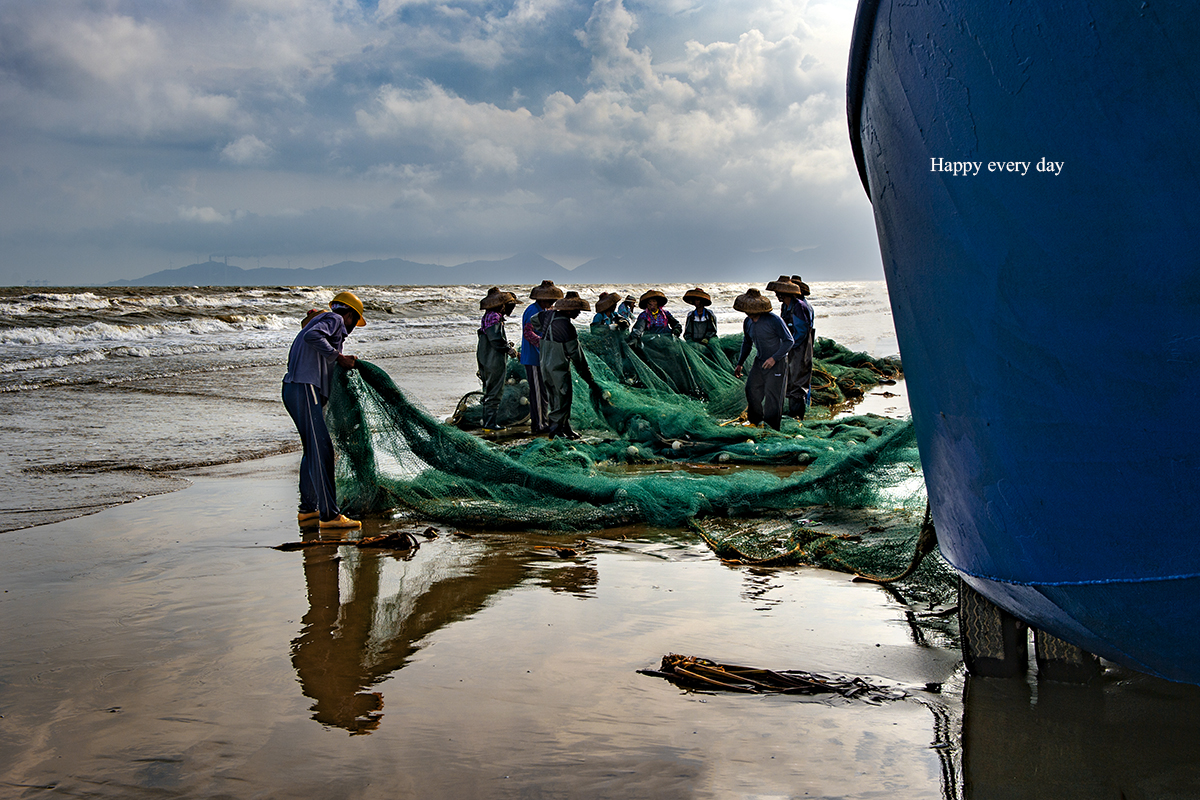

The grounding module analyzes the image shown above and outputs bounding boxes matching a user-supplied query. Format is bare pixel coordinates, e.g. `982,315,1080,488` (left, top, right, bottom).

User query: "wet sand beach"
5,457,1200,798
5,283,1200,798
1,456,965,799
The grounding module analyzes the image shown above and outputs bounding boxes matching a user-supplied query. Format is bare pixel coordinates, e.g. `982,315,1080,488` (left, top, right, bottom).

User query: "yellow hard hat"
330,291,366,327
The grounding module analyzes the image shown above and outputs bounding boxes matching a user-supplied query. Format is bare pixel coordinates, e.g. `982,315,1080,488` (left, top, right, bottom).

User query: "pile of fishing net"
323,332,955,636
326,331,920,532
453,331,900,428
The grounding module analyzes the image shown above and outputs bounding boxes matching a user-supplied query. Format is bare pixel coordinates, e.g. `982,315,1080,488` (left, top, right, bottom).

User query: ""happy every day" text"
930,158,1064,176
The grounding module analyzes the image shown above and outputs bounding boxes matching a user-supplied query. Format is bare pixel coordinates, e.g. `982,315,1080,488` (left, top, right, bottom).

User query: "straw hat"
530,280,565,300
553,291,591,312
596,291,619,314
623,295,636,303
790,275,812,296
639,289,668,309
683,288,712,307
734,288,772,314
480,287,518,310
765,275,802,295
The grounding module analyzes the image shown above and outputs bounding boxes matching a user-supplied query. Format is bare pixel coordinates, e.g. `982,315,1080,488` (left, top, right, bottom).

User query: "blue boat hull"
848,0,1200,682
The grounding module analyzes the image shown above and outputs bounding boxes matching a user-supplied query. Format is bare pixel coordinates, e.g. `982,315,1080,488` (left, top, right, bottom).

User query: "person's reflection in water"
289,532,536,735
291,544,385,734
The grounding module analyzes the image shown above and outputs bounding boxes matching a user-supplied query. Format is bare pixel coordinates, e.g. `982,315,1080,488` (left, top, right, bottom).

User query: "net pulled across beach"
324,332,957,615
325,331,924,533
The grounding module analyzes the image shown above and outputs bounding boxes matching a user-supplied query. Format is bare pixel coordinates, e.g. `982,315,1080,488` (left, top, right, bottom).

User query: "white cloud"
0,0,878,283
179,206,232,224
463,140,521,174
221,135,275,165
576,0,655,89
50,14,165,84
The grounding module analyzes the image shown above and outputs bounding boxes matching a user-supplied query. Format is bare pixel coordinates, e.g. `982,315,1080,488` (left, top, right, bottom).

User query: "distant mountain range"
106,249,861,287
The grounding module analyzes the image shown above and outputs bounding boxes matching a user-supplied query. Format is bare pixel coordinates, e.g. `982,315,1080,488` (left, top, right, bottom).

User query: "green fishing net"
326,331,917,527
323,332,951,628
454,332,901,429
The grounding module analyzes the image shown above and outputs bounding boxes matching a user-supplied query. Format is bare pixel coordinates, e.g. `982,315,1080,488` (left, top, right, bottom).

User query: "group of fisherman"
279,278,817,529
475,275,816,438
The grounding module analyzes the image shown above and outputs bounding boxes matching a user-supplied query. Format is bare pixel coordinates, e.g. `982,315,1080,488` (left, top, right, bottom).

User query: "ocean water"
0,281,899,532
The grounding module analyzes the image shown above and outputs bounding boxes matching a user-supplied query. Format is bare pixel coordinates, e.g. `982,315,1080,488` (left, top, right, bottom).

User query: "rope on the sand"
851,501,939,584
274,527,440,552
638,654,906,702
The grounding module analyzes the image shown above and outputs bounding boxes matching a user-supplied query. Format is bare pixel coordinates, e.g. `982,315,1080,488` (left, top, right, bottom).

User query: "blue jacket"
520,302,544,366
737,313,794,367
282,311,347,401
779,297,814,350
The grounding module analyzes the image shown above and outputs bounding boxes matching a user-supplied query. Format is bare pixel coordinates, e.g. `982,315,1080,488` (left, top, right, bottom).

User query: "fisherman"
682,287,717,343
766,276,814,419
630,289,682,342
733,288,793,431
617,294,636,323
788,275,817,418
476,287,519,433
591,291,628,330
521,280,564,434
539,291,600,439
282,291,366,530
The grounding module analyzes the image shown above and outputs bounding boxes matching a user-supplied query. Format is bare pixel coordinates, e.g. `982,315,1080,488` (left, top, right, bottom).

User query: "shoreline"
7,363,910,535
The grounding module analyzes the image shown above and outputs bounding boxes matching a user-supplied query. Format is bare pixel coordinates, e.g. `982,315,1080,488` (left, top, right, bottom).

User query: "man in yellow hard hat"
282,290,365,530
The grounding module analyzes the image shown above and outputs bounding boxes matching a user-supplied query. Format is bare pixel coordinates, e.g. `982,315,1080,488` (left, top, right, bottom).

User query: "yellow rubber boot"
320,514,362,530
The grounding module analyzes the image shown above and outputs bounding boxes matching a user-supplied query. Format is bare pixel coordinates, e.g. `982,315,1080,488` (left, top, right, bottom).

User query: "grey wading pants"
525,364,549,432
785,330,814,418
540,336,577,427
477,331,509,429
745,357,788,431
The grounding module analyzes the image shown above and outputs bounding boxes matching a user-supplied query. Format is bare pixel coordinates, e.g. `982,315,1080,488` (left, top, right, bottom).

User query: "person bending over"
630,289,682,342
591,291,628,330
282,291,365,530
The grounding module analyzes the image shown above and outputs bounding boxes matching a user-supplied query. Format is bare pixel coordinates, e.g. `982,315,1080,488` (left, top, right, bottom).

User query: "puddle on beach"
3,458,1198,798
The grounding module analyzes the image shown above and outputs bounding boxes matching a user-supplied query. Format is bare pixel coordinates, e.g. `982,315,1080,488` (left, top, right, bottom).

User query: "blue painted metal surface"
847,0,1200,683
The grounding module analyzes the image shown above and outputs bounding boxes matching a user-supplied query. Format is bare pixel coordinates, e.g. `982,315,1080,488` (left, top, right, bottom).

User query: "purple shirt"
282,311,347,400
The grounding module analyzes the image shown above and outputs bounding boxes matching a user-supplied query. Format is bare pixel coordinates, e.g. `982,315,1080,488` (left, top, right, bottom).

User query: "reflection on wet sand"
29,469,1200,799
962,672,1200,798
291,531,592,734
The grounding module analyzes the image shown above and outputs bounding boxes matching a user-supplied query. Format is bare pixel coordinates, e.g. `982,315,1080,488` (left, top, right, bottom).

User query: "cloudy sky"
0,0,881,285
